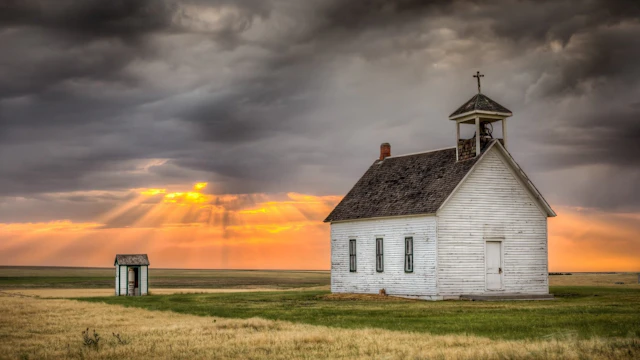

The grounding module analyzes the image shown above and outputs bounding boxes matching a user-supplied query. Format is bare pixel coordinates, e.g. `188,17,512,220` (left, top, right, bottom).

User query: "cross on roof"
473,71,484,93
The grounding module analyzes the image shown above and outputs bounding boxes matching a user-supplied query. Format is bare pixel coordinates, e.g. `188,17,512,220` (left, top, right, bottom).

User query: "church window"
405,237,414,273
376,238,384,272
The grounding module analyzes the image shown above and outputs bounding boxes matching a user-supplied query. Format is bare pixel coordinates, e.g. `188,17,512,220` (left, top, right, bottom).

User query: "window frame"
375,237,384,272
349,239,357,272
404,237,414,273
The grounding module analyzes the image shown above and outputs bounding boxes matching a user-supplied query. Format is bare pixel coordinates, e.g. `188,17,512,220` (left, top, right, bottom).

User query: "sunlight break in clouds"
0,183,340,269
0,186,639,270
1,186,639,270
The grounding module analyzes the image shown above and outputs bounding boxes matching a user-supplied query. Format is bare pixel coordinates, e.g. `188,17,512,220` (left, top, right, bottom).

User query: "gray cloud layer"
1,0,640,221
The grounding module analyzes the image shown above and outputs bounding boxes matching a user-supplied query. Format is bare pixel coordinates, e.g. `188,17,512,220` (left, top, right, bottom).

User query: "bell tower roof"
449,93,512,120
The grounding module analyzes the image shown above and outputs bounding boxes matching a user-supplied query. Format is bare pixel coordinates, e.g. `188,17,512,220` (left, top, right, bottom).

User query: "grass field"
1,268,639,359
2,294,640,359
0,266,330,289
79,286,640,340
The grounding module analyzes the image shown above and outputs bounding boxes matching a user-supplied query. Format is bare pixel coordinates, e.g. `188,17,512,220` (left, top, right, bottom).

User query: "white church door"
485,241,503,290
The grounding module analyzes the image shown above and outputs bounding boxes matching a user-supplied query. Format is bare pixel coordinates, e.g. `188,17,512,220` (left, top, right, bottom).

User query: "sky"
0,0,639,270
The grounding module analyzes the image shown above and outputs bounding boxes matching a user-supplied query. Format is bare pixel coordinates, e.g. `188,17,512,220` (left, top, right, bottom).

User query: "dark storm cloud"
1,0,640,218
315,0,452,32
542,110,640,168
0,0,271,98
0,0,175,38
524,19,640,173
173,0,460,185
0,0,271,39
0,0,272,196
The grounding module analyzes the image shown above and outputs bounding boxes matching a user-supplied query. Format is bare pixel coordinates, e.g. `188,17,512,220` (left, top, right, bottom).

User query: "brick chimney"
380,143,391,160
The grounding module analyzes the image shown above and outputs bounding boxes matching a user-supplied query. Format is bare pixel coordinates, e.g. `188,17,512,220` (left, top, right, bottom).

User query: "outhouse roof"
114,254,150,266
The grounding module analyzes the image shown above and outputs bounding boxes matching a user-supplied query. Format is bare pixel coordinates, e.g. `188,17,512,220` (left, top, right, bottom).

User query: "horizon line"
0,265,638,273
0,265,330,271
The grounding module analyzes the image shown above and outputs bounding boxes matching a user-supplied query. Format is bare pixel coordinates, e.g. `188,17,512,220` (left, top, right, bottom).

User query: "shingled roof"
449,93,512,118
324,147,479,222
114,254,150,266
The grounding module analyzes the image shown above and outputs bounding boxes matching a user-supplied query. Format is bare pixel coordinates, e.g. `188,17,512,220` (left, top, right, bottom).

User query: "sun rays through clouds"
1,183,639,271
0,183,340,269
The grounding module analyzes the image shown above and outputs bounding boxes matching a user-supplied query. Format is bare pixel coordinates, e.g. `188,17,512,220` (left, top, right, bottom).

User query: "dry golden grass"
549,273,640,287
1,286,330,298
1,294,638,360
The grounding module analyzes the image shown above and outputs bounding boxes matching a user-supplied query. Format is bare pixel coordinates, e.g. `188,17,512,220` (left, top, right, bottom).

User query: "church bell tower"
449,71,512,161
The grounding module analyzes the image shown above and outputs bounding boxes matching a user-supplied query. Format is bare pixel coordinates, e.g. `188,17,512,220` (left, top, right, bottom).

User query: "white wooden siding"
330,216,437,296
436,147,549,296
119,265,128,295
115,265,119,295
141,266,148,295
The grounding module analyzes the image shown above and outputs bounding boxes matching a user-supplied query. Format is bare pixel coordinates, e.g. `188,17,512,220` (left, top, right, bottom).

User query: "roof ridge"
384,146,455,159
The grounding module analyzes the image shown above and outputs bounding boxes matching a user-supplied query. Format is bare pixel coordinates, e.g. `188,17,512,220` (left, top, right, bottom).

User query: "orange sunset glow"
0,183,341,269
0,182,638,271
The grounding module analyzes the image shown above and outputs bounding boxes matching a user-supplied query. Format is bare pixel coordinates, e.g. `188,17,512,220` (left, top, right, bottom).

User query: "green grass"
0,276,113,288
78,286,640,340
0,266,330,289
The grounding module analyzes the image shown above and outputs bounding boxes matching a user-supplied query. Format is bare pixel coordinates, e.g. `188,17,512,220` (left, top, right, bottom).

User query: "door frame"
132,266,140,296
484,240,504,291
126,266,141,296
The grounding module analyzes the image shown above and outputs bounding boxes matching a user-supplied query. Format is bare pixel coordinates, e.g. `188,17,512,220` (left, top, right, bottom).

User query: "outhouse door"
485,241,503,290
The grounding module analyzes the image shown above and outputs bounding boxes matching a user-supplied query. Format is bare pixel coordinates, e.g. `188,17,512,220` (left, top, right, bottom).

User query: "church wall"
436,147,549,297
330,215,438,298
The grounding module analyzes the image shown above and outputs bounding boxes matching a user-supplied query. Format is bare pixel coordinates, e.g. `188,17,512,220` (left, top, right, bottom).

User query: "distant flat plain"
1,266,637,289
0,266,330,290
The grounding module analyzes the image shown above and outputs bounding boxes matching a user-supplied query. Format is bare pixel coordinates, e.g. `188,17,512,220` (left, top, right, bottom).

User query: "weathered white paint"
475,117,481,156
436,147,549,296
456,121,460,161
485,241,502,290
119,265,127,296
330,216,438,297
449,110,513,122
115,263,149,296
141,266,148,295
115,265,119,295
502,120,507,149
328,143,551,300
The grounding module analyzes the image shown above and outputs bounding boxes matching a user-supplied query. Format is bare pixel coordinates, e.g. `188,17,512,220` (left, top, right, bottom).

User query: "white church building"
324,78,556,300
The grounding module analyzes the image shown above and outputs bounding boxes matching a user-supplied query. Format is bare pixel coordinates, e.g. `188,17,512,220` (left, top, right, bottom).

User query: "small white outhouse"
114,254,149,296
